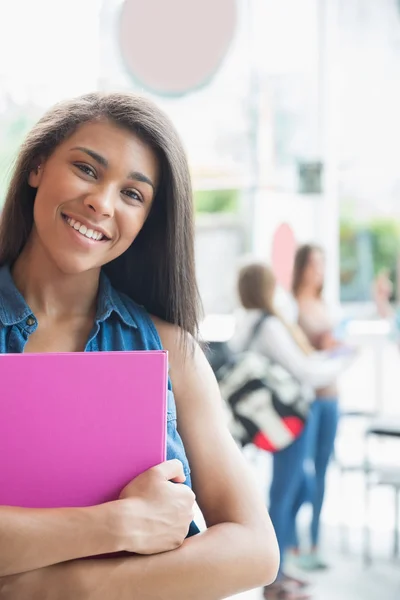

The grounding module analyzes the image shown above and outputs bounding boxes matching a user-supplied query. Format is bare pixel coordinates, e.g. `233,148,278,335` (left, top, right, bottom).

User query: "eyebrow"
71,146,155,192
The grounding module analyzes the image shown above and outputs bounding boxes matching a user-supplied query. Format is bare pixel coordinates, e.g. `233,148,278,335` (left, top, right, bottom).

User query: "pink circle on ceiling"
271,223,297,291
119,0,237,96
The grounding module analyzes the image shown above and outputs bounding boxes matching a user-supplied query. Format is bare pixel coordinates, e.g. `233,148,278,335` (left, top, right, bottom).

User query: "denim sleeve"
166,389,200,537
166,390,191,479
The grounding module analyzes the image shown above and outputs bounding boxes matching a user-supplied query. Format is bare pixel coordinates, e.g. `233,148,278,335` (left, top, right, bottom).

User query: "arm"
316,330,342,351
1,524,275,600
259,317,351,389
0,503,124,577
3,323,279,600
0,452,195,578
0,457,195,577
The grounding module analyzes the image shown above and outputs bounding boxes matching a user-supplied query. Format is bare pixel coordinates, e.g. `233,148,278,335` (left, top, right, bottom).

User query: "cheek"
33,189,53,227
314,263,325,279
117,209,148,243
34,176,73,214
303,266,313,281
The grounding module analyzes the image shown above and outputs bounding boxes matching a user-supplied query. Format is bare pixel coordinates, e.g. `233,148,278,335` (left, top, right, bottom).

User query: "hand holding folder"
0,350,198,557
118,459,195,554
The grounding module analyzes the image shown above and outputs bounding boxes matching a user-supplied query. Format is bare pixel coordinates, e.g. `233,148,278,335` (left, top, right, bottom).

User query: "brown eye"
75,163,97,178
123,189,143,203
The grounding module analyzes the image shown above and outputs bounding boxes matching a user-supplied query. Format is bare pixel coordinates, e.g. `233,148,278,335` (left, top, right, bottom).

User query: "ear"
28,163,44,188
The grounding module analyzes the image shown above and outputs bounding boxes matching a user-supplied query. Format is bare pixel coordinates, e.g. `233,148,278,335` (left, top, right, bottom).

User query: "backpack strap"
245,311,271,351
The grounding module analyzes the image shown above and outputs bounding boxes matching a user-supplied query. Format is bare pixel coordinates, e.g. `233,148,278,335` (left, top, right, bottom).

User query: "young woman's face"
303,249,325,290
28,120,159,274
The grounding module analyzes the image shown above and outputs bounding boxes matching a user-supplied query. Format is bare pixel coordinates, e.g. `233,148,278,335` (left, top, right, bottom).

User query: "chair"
334,411,376,553
362,418,400,565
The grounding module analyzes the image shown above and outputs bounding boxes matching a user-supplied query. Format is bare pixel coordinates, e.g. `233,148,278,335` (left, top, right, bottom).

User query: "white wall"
252,190,323,260
195,214,244,315
251,187,343,314
251,0,341,308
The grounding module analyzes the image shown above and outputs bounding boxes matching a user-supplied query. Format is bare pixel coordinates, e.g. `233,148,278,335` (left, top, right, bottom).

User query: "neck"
296,285,319,300
12,233,100,320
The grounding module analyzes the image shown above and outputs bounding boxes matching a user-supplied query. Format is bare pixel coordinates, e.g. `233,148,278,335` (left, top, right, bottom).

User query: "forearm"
2,523,279,600
0,502,121,577
301,352,355,388
263,324,343,389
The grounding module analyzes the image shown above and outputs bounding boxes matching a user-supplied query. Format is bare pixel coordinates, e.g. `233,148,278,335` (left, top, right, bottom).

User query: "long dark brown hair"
0,92,201,338
292,243,324,298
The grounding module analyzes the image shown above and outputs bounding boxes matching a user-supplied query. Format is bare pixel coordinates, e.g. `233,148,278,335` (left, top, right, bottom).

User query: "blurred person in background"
290,244,354,571
373,269,394,318
0,92,279,599
230,262,352,600
372,270,400,353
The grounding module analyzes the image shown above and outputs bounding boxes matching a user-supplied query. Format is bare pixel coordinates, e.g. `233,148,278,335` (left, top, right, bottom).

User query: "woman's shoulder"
229,309,262,351
111,285,195,359
298,297,328,321
150,315,197,361
234,308,265,329
260,314,289,337
150,315,180,346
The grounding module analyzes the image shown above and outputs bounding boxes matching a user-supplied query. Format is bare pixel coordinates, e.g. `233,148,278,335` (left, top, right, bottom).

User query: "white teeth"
65,217,105,242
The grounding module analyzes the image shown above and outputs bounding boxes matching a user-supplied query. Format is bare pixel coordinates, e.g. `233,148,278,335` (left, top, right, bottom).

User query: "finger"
155,459,186,483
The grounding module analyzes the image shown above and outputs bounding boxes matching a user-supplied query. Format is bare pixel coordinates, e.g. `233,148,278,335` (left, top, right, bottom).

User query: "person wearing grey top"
230,262,353,600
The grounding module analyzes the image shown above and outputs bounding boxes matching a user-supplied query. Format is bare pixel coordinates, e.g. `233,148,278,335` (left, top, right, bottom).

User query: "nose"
84,186,115,217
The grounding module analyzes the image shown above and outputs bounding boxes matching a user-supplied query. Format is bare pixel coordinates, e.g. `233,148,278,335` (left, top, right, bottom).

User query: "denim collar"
0,264,137,329
95,270,138,328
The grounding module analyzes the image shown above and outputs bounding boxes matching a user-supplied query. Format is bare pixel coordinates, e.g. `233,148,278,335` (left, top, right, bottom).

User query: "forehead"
56,119,160,181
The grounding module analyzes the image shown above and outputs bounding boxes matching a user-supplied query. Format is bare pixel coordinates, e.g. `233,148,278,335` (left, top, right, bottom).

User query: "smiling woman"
0,92,279,600
0,95,194,333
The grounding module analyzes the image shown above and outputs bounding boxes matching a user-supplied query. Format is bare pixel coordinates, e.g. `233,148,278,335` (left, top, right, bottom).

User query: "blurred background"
0,0,399,598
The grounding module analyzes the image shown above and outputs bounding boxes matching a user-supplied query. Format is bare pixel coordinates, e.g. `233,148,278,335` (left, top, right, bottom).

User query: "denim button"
26,317,36,326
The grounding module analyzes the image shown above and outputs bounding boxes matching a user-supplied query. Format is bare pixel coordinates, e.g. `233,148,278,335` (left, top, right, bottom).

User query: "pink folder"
0,351,168,508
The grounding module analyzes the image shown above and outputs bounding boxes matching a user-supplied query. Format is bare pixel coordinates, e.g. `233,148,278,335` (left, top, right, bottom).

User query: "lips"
62,214,110,242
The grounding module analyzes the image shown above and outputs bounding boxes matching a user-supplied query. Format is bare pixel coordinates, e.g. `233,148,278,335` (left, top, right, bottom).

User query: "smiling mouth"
62,214,110,242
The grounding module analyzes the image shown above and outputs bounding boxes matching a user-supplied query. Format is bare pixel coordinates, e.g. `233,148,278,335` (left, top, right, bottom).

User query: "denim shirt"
0,264,199,536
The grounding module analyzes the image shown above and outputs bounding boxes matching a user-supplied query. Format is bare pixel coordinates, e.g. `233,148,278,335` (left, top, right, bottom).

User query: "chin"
51,253,102,276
